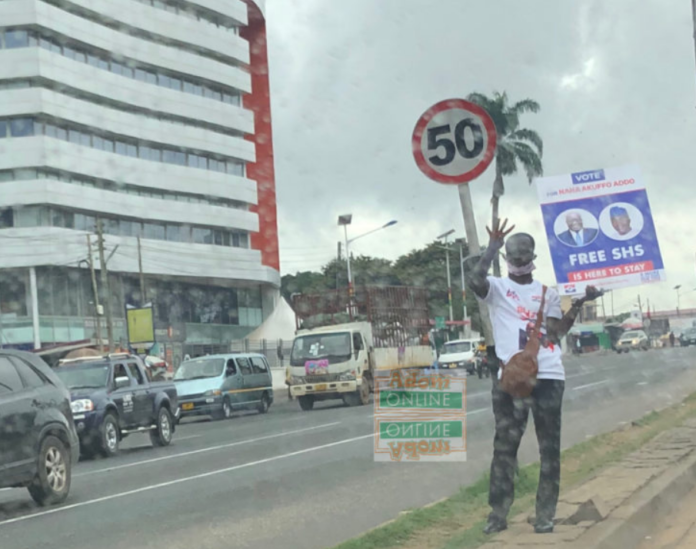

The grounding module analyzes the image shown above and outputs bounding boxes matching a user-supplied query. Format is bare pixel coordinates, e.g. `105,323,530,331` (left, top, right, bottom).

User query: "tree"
466,91,543,275
280,242,482,329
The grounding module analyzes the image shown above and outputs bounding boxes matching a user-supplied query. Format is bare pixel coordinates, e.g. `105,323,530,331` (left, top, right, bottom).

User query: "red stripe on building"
241,1,280,271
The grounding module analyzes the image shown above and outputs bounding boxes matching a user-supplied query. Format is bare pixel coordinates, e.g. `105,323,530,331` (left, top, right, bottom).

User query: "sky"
264,0,696,314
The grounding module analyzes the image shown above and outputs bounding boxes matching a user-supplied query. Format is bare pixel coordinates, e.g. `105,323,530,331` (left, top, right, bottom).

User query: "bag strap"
532,285,548,337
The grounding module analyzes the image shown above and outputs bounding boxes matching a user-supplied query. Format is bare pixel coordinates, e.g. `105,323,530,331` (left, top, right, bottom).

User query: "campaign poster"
536,165,665,296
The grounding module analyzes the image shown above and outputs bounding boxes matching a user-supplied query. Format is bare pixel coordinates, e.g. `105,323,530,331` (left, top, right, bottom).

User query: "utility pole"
459,241,468,335
637,294,643,317
600,292,606,319
137,236,146,304
611,290,615,317
445,243,453,322
86,235,103,352
437,230,455,323
96,220,114,352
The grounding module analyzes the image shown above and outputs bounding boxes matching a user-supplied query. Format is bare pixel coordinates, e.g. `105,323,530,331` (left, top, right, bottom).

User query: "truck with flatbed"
288,286,435,410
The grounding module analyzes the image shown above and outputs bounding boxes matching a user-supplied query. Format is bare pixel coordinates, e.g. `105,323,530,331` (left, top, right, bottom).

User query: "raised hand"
584,285,604,302
486,218,515,250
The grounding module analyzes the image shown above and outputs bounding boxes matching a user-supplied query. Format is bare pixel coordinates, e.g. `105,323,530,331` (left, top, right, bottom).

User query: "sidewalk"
481,417,696,549
636,485,696,549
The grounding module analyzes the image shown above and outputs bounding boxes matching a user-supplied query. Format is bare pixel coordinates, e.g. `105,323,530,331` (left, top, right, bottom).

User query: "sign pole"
458,183,494,344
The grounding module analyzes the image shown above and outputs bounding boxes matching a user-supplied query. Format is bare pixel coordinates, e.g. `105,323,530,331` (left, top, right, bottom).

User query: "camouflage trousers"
488,378,565,523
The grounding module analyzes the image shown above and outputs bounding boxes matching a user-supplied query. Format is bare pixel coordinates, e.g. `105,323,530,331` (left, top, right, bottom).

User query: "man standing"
470,219,601,535
556,211,598,247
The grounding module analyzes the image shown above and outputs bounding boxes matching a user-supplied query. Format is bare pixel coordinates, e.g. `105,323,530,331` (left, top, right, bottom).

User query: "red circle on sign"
412,99,498,184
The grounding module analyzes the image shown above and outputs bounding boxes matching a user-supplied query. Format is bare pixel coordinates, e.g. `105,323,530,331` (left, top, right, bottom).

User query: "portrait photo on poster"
598,202,644,241
553,209,599,248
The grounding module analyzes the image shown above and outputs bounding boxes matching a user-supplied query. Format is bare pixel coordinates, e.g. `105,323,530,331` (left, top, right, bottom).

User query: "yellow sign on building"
126,306,155,346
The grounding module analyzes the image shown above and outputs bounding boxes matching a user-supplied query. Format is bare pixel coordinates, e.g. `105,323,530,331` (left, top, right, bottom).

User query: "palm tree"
466,91,544,275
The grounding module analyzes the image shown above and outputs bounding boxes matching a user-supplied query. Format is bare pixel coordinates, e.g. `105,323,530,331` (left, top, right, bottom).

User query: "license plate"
182,403,194,411
315,384,327,391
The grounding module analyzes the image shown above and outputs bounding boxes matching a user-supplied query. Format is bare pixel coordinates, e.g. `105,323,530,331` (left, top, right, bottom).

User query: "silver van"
174,353,274,420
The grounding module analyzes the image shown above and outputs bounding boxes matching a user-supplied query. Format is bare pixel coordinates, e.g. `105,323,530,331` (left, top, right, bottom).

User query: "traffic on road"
0,347,694,549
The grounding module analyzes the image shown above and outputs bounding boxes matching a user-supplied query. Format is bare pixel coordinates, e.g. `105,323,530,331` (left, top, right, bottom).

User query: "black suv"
0,350,79,506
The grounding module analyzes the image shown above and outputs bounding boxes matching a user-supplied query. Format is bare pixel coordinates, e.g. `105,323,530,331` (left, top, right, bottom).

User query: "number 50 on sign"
412,99,497,185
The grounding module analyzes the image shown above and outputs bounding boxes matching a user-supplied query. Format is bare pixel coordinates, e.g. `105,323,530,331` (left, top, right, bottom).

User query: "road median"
332,391,696,549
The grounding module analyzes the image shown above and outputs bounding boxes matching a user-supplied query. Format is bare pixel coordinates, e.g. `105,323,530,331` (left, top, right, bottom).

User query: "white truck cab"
288,286,435,411
438,338,478,371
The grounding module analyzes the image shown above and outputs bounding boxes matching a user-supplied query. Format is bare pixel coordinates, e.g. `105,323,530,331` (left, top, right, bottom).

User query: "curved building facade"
0,0,279,360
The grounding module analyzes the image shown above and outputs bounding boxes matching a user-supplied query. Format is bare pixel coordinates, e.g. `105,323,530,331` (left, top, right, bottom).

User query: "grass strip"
333,392,696,549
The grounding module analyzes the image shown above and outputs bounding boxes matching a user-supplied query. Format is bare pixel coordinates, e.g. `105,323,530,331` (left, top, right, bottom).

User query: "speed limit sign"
412,99,497,184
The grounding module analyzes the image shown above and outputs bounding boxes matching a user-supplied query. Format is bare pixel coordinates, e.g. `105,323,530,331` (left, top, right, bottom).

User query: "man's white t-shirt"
480,276,565,381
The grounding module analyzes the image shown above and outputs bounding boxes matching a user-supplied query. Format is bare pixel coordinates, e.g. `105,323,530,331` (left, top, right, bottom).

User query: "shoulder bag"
500,285,547,398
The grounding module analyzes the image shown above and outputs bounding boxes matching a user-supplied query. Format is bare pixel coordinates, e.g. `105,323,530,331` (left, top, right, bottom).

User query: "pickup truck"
55,353,178,458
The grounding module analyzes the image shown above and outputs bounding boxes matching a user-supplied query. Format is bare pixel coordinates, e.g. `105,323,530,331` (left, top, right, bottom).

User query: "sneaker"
483,516,508,535
534,520,554,534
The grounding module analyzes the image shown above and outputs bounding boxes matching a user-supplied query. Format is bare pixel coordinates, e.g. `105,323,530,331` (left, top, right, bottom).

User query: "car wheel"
28,435,71,506
99,413,120,457
298,395,314,411
213,397,232,420
257,392,271,414
150,407,173,447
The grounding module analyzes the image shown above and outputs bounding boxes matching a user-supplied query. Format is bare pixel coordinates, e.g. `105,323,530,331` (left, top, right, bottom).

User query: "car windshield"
622,331,642,338
55,363,110,389
173,358,225,381
442,342,472,354
290,333,352,366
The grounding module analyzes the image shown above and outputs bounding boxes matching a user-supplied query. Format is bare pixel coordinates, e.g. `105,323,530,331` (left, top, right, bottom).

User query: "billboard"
536,165,665,296
126,305,155,348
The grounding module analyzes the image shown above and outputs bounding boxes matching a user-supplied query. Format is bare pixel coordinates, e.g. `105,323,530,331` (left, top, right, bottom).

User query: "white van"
438,339,478,373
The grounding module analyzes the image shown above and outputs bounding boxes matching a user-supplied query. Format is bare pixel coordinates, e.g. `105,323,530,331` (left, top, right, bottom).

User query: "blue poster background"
541,189,664,285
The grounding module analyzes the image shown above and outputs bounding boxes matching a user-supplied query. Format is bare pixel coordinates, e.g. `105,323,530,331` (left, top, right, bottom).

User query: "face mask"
507,261,536,276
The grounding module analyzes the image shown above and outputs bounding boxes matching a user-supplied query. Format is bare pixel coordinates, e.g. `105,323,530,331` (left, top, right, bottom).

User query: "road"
1,348,694,549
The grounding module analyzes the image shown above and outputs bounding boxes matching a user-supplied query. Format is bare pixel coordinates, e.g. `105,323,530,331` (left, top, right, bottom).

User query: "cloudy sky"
265,0,696,314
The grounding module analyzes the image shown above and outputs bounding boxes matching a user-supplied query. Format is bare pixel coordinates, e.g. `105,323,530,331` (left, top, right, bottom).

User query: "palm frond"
496,142,518,177
468,92,509,136
509,128,543,157
510,142,543,183
510,99,541,115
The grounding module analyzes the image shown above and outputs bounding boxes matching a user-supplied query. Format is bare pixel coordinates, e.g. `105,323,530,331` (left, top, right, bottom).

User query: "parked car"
616,330,650,352
0,350,79,506
679,328,696,347
55,353,178,458
438,339,478,374
174,354,274,421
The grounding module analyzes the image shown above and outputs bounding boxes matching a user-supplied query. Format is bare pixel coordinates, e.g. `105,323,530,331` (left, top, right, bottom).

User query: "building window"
0,209,13,228
10,118,35,137
4,30,30,49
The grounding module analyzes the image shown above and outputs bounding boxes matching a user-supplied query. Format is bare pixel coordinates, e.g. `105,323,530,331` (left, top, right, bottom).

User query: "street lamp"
674,284,682,315
437,229,456,322
338,215,398,295
456,238,469,336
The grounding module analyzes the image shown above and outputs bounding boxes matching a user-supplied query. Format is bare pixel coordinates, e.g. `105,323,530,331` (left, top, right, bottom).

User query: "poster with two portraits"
536,165,665,297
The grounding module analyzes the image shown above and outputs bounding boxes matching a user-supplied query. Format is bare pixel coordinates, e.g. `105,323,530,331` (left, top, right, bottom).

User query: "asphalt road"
1,348,695,549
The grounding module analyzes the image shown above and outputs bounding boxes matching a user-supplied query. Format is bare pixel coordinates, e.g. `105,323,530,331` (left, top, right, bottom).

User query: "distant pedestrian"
470,218,602,536
669,332,675,347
